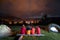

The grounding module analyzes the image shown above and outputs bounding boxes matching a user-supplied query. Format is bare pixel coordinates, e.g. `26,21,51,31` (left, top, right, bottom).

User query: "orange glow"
14,21,17,24
9,21,12,24
1,0,49,18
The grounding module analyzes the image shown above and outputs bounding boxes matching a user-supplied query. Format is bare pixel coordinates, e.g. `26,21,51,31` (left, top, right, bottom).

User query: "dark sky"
47,0,60,17
0,0,60,18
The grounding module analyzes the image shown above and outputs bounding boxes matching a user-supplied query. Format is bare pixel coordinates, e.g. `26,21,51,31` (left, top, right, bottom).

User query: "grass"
0,26,60,40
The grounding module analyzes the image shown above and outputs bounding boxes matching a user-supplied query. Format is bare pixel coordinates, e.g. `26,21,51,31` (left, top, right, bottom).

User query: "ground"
0,26,60,40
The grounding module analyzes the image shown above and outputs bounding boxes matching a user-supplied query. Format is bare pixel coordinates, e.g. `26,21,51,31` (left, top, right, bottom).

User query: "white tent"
0,25,11,37
50,27,58,32
49,23,60,32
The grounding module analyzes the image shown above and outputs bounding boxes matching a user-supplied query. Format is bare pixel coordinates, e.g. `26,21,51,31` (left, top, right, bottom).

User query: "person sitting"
15,25,26,40
36,26,41,34
26,26,31,35
31,26,35,35
20,25,26,34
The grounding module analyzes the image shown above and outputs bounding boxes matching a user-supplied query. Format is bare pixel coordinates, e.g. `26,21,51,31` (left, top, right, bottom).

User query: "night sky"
0,0,60,18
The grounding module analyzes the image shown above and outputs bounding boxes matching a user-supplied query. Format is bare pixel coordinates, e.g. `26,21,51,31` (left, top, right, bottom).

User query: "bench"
17,34,45,36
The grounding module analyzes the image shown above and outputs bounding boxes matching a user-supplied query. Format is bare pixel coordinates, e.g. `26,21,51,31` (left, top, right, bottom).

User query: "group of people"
14,25,41,40
20,25,41,35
